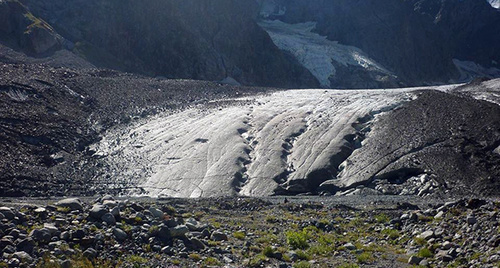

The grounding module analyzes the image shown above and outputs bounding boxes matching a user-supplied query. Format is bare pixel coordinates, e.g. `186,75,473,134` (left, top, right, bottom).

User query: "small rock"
113,228,127,242
54,198,84,212
29,228,52,243
400,214,410,221
169,225,189,238
149,207,164,220
13,251,33,263
466,215,477,225
211,231,228,241
90,205,108,219
60,231,70,241
101,195,114,201
185,218,206,231
16,238,35,254
101,213,116,225
110,206,120,218
0,207,15,220
408,255,423,265
442,241,454,250
161,246,173,255
43,223,59,236
343,242,356,250
188,237,206,250
60,259,72,268
419,259,429,266
418,230,434,240
83,248,97,260
434,211,444,219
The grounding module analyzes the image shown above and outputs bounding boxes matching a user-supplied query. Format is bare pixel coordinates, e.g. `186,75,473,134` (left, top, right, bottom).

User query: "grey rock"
169,225,189,238
436,250,454,262
148,207,164,220
71,229,85,240
16,238,34,254
161,246,173,255
418,230,434,240
185,218,206,231
54,198,83,212
13,251,33,263
90,205,108,219
211,231,228,241
60,231,70,241
400,214,410,221
467,215,477,225
408,255,423,265
60,259,72,268
48,241,62,250
29,228,52,243
442,241,454,250
101,213,116,225
7,258,20,267
3,245,15,253
110,206,120,218
419,259,429,266
113,228,127,242
434,211,444,219
101,195,114,201
0,207,15,220
189,238,206,250
83,248,97,259
343,242,356,250
34,207,47,215
43,223,59,236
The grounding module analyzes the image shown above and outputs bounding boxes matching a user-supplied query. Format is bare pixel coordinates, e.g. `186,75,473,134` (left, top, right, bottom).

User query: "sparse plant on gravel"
286,230,310,249
293,261,311,268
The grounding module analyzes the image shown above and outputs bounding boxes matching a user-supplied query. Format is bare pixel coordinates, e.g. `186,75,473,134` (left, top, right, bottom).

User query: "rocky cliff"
17,0,318,88
257,0,500,86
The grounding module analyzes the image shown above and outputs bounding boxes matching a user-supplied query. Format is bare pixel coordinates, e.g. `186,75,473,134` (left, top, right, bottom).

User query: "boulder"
54,198,84,212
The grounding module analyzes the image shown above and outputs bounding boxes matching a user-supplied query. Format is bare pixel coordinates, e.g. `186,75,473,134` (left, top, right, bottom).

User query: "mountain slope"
19,0,318,88
257,0,500,86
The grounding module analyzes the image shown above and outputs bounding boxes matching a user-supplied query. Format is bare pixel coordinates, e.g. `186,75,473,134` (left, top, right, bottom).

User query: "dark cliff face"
261,0,500,86
20,0,318,88
0,0,62,55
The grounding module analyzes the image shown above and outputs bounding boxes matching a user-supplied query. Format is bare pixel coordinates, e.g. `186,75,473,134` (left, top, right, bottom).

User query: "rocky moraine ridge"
0,196,499,267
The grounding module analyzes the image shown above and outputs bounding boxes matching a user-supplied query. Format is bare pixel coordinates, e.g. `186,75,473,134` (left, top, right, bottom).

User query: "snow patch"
259,0,286,18
258,20,394,88
453,59,500,82
488,0,500,9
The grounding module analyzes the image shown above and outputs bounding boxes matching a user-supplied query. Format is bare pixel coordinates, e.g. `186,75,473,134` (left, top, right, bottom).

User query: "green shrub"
296,250,312,261
357,252,375,264
293,261,311,268
381,228,400,240
262,246,275,257
286,230,310,249
418,248,433,258
375,213,390,223
233,231,246,240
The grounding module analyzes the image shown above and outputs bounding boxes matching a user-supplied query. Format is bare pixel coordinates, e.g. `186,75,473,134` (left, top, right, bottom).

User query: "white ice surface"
258,20,393,88
95,88,433,198
488,0,500,9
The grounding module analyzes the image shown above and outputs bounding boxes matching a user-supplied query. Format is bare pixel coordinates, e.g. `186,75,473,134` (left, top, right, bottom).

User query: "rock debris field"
0,196,499,267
